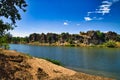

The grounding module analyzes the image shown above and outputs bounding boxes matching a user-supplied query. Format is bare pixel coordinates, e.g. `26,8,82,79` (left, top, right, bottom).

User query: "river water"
9,44,120,79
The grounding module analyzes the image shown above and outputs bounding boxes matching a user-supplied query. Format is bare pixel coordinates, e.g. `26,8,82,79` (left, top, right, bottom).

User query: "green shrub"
22,53,33,59
104,40,117,48
65,44,75,47
44,58,62,66
0,43,10,50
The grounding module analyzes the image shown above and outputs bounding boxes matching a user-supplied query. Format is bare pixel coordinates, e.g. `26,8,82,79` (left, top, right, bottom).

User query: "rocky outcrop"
10,30,120,45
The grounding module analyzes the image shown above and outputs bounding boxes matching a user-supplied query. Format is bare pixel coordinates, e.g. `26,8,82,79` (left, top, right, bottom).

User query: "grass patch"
21,53,33,59
45,58,62,66
36,57,63,66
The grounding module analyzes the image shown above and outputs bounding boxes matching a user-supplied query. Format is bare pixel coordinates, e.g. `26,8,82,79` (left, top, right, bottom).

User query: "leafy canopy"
0,0,27,35
0,20,12,36
0,0,27,24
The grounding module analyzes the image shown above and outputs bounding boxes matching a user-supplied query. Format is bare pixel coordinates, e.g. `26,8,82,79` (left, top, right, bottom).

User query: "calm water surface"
9,44,120,79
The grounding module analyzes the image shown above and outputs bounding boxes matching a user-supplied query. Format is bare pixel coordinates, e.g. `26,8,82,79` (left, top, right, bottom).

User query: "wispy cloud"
97,1,112,15
84,0,120,21
84,17,92,21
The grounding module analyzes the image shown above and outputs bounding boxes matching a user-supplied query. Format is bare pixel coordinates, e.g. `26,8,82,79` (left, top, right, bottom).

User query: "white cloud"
102,1,112,5
84,0,120,21
84,16,103,21
84,17,92,21
89,0,112,16
63,22,69,26
98,1,112,15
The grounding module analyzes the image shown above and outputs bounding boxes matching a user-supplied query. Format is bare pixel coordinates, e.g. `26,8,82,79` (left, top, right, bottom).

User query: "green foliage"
0,20,13,36
0,0,27,24
2,43,10,50
68,39,73,44
24,53,33,59
116,35,120,41
0,35,10,49
0,21,12,49
61,32,70,42
0,0,27,49
44,58,62,66
96,31,104,40
104,40,117,48
11,37,29,44
0,0,27,37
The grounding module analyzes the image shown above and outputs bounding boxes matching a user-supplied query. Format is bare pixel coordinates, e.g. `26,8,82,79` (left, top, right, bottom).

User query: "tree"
0,0,27,49
0,20,12,36
0,35,10,49
0,0,27,24
96,30,105,41
61,32,70,42
0,0,27,35
29,33,40,42
0,20,13,49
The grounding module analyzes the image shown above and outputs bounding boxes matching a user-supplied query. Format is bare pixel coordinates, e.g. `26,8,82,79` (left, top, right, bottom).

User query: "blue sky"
9,0,120,37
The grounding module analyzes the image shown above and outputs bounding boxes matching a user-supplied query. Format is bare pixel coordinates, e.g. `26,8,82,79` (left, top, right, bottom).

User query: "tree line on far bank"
8,30,120,47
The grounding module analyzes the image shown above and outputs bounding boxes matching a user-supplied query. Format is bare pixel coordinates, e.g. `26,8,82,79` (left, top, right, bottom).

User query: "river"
9,44,120,79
